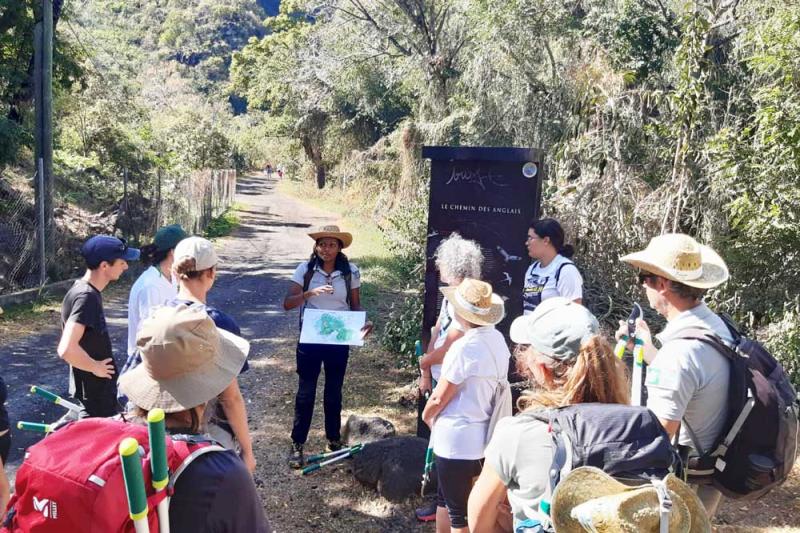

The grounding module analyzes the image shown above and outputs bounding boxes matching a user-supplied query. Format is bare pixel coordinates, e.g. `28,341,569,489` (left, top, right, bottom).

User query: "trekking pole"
16,421,53,433
305,443,362,465
30,385,83,414
614,303,645,406
301,444,364,475
420,441,434,496
147,409,170,533
119,437,150,533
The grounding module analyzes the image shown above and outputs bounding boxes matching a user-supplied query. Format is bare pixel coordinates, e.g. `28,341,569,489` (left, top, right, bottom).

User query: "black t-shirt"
60,280,118,417
170,448,271,532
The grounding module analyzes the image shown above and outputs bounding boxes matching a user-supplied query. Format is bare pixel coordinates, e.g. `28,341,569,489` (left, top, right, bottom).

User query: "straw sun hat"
440,278,505,326
551,467,711,533
308,225,353,248
620,233,729,289
119,304,249,413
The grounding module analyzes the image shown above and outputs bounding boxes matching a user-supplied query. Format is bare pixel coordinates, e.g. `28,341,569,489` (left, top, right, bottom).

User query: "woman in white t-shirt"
522,218,583,315
419,233,484,395
422,279,510,533
283,225,373,469
467,298,629,532
126,224,187,358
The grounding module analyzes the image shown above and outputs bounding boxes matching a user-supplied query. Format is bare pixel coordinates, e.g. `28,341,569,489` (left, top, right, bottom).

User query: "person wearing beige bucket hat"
551,466,711,533
468,297,630,533
119,304,272,532
616,233,735,517
420,278,511,533
283,224,373,468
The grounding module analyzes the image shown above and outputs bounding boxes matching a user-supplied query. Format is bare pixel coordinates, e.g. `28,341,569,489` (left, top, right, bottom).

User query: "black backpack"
677,320,799,500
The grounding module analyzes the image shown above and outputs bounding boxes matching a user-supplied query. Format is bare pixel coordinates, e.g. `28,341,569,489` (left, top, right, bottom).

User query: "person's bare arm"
468,463,511,533
218,380,256,473
0,454,9,522
659,418,681,439
57,321,114,378
283,282,333,311
349,287,374,337
422,378,459,428
420,326,465,371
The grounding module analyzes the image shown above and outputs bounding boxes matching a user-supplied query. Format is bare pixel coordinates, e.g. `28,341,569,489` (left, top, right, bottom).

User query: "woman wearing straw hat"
126,224,188,362
422,278,511,533
467,298,630,532
283,225,373,468
522,218,583,315
120,305,271,532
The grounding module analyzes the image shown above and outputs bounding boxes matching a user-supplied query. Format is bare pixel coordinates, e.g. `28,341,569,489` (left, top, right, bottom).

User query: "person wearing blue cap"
56,235,140,417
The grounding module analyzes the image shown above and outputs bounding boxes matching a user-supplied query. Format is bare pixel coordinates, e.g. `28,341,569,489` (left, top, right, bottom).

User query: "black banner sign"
420,146,544,344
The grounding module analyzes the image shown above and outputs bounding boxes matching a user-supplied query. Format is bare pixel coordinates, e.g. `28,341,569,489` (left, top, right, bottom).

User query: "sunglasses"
637,272,659,285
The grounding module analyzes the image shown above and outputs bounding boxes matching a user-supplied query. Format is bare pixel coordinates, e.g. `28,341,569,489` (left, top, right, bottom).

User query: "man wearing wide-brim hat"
616,233,734,517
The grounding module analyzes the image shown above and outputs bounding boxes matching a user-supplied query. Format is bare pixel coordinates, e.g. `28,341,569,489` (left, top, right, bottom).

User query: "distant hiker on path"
522,218,582,315
283,225,373,468
58,235,140,417
616,233,732,516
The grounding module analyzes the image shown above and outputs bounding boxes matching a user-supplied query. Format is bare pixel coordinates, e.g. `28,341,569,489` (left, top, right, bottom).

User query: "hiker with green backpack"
616,233,799,516
283,225,373,468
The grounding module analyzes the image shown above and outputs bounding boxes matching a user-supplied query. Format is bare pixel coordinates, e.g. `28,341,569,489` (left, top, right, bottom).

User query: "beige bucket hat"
119,304,249,413
620,233,729,289
440,278,505,326
551,467,711,533
308,225,353,248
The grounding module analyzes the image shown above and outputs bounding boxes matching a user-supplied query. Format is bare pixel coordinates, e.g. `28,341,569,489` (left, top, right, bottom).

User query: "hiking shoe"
415,500,437,522
327,440,345,452
288,442,304,469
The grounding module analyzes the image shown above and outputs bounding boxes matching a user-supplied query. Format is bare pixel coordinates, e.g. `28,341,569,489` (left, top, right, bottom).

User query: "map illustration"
300,309,366,346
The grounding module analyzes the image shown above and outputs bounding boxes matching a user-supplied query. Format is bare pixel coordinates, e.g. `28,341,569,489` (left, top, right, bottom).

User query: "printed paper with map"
300,309,366,346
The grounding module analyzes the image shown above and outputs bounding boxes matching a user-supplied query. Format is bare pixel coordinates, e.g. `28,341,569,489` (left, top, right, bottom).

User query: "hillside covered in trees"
0,0,798,382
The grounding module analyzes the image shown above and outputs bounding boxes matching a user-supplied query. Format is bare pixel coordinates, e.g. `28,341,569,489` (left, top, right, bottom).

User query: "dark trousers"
291,342,350,444
435,456,484,529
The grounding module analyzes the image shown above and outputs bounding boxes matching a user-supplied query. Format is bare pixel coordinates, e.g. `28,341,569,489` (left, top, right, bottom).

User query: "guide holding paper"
283,225,373,468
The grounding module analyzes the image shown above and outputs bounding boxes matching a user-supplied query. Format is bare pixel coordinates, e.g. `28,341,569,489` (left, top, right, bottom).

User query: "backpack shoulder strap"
344,271,352,309
554,261,576,284
670,327,735,359
302,260,316,292
168,436,226,491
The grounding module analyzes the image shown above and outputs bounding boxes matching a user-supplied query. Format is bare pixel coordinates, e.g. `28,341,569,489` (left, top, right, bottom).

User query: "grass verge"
204,203,243,239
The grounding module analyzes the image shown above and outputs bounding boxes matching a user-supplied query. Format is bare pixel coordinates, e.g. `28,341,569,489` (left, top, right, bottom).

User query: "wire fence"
0,168,237,296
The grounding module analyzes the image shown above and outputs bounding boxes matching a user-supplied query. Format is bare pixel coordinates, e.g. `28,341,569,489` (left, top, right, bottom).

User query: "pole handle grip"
301,463,321,475
17,421,52,433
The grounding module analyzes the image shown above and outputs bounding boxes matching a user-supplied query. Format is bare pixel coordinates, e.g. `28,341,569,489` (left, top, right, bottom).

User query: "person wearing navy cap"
56,235,140,417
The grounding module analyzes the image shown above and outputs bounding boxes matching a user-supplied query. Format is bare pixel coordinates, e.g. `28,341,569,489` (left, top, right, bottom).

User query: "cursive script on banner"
445,168,507,190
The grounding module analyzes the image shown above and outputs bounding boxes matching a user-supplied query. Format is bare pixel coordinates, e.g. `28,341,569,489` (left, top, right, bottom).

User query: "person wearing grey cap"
467,298,629,532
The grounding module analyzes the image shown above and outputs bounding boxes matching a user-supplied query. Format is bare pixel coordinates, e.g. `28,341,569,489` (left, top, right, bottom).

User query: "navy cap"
81,235,140,265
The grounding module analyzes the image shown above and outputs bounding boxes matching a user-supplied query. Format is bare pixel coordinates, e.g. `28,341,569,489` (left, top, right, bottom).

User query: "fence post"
37,158,46,286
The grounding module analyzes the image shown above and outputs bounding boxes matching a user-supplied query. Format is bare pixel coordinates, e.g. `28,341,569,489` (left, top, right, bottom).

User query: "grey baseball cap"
510,297,599,361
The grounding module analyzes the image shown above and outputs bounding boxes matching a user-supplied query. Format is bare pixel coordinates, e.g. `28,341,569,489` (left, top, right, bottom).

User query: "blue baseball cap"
81,235,140,266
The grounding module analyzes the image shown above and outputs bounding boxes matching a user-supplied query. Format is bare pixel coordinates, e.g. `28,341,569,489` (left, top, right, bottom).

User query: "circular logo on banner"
522,162,538,178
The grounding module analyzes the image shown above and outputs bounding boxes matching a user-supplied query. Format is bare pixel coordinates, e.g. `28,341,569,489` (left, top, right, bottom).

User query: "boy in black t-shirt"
57,235,139,417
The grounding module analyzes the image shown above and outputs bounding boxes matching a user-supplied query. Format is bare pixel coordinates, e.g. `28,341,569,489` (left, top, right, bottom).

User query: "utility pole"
33,0,54,285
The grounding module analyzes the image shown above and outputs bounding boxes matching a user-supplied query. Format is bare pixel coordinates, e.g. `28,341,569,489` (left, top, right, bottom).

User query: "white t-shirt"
432,326,511,460
646,302,732,452
291,261,361,312
431,298,465,382
127,266,177,356
522,255,583,315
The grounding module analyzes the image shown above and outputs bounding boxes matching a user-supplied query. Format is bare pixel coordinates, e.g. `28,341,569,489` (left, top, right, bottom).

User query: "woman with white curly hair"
418,233,484,396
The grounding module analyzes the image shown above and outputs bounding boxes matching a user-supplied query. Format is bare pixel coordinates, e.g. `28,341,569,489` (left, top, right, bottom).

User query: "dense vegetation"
1,0,797,382
231,0,800,382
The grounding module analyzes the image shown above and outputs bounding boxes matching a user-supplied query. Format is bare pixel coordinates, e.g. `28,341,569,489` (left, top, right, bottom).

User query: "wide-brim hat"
119,304,249,413
620,233,728,289
552,467,711,533
440,278,505,326
308,225,353,248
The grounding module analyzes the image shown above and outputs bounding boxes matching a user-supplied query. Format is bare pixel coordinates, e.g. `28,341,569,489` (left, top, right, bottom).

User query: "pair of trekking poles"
18,386,169,533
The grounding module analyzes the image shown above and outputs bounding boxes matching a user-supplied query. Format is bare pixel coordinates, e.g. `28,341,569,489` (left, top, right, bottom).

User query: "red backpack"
2,418,224,532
